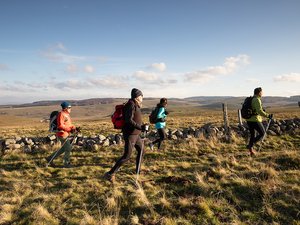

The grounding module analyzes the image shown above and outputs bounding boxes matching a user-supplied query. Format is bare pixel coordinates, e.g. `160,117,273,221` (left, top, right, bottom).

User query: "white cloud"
149,62,166,72
0,63,9,70
40,43,85,63
66,64,79,73
1,74,128,94
85,65,95,73
52,79,92,89
87,77,127,88
132,70,158,81
184,54,250,82
246,78,260,84
274,73,300,82
56,42,67,51
184,73,215,83
97,56,108,63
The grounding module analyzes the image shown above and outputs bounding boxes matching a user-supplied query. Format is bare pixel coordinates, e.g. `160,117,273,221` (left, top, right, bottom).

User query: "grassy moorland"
0,105,299,225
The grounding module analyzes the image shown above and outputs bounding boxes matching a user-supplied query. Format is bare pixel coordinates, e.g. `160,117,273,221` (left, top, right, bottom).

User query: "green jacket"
246,95,269,122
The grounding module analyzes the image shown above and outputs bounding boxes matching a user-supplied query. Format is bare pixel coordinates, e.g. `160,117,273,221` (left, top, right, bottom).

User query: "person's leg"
247,122,256,149
47,137,68,163
109,134,137,174
63,139,72,166
135,136,144,174
157,128,167,150
150,129,160,150
252,122,265,145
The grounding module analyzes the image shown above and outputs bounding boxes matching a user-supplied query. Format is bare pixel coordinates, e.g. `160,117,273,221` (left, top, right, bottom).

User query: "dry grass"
0,108,299,224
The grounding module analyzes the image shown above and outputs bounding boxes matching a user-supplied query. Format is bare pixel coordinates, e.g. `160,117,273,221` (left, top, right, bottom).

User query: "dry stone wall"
1,118,299,154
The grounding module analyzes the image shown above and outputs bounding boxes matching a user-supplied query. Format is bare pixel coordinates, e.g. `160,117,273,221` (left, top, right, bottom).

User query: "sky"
0,0,300,104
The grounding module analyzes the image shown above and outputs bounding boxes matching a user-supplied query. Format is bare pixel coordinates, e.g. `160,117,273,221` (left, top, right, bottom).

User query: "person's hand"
141,124,149,132
165,110,169,115
71,127,76,133
76,127,81,132
268,114,273,119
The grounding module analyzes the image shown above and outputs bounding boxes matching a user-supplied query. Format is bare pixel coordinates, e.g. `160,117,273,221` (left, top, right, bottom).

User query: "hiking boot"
103,172,115,183
63,163,74,168
149,143,154,151
249,148,256,157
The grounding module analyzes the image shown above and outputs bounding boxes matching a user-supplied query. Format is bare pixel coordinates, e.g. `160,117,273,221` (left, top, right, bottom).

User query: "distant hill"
184,96,300,108
0,96,299,109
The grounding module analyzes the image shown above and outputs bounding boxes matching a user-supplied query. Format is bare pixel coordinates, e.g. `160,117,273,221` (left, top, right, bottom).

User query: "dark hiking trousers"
109,134,144,174
152,128,167,149
247,121,265,149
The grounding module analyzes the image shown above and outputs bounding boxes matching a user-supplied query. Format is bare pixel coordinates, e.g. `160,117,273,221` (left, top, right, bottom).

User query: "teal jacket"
247,95,269,122
155,107,167,129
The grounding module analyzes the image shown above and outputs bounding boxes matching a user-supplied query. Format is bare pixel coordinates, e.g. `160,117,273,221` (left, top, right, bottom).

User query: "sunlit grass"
0,111,299,224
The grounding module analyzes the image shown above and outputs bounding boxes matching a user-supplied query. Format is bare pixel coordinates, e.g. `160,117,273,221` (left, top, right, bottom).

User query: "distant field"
0,101,298,138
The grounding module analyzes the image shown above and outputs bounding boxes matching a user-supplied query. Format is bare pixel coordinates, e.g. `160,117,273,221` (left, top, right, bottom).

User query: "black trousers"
152,128,167,149
247,121,265,149
109,134,144,174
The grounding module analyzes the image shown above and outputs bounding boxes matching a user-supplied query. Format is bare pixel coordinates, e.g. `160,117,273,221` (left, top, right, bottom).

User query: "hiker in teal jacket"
246,87,273,156
150,98,168,151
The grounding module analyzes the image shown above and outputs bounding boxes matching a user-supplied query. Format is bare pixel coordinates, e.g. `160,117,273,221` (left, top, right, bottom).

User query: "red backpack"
111,102,127,129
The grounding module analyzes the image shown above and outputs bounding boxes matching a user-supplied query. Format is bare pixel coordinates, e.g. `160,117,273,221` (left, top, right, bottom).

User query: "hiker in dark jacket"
246,87,273,156
104,88,147,182
149,98,168,151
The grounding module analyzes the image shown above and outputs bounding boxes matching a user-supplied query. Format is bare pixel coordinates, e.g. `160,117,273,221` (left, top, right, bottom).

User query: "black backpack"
149,107,159,124
49,111,59,132
241,96,254,119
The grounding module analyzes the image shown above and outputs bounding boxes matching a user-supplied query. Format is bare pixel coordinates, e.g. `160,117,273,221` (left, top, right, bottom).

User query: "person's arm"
253,98,269,118
157,107,166,119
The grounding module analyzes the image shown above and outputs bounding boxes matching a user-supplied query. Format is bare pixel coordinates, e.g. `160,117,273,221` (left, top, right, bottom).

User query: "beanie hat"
131,88,143,99
61,101,71,109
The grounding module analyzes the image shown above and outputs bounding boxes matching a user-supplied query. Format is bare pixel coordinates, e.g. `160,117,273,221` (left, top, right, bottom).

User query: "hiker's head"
131,88,143,107
61,101,72,112
131,88,143,99
254,87,263,97
160,98,168,107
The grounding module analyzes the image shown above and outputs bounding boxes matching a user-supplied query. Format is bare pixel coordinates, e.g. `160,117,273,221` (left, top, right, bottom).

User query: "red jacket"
56,110,75,138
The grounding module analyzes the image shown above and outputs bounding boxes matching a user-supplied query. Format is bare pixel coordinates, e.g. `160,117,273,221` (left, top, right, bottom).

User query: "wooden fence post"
238,109,243,126
222,103,229,135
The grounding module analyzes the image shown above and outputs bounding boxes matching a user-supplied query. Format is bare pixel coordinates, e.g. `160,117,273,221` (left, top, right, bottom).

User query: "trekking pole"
136,125,149,180
46,132,78,167
258,119,272,151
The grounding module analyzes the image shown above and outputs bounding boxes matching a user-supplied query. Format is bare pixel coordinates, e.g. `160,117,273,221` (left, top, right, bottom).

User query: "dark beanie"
131,88,143,99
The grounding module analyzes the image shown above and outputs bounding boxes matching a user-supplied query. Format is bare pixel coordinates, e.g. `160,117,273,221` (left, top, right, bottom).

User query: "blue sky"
0,0,300,104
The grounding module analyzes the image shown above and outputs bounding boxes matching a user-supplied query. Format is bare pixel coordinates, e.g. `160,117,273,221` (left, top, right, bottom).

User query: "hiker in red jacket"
104,88,147,182
46,101,79,167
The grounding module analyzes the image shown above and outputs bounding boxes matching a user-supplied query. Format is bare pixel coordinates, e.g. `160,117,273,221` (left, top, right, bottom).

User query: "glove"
76,127,81,132
268,114,273,119
165,110,169,115
71,127,76,133
141,124,149,132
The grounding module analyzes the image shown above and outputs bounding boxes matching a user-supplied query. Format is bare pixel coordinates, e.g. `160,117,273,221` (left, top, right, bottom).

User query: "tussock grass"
0,118,299,224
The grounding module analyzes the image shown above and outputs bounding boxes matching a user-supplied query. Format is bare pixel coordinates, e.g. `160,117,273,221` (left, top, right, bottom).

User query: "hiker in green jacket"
246,87,273,156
